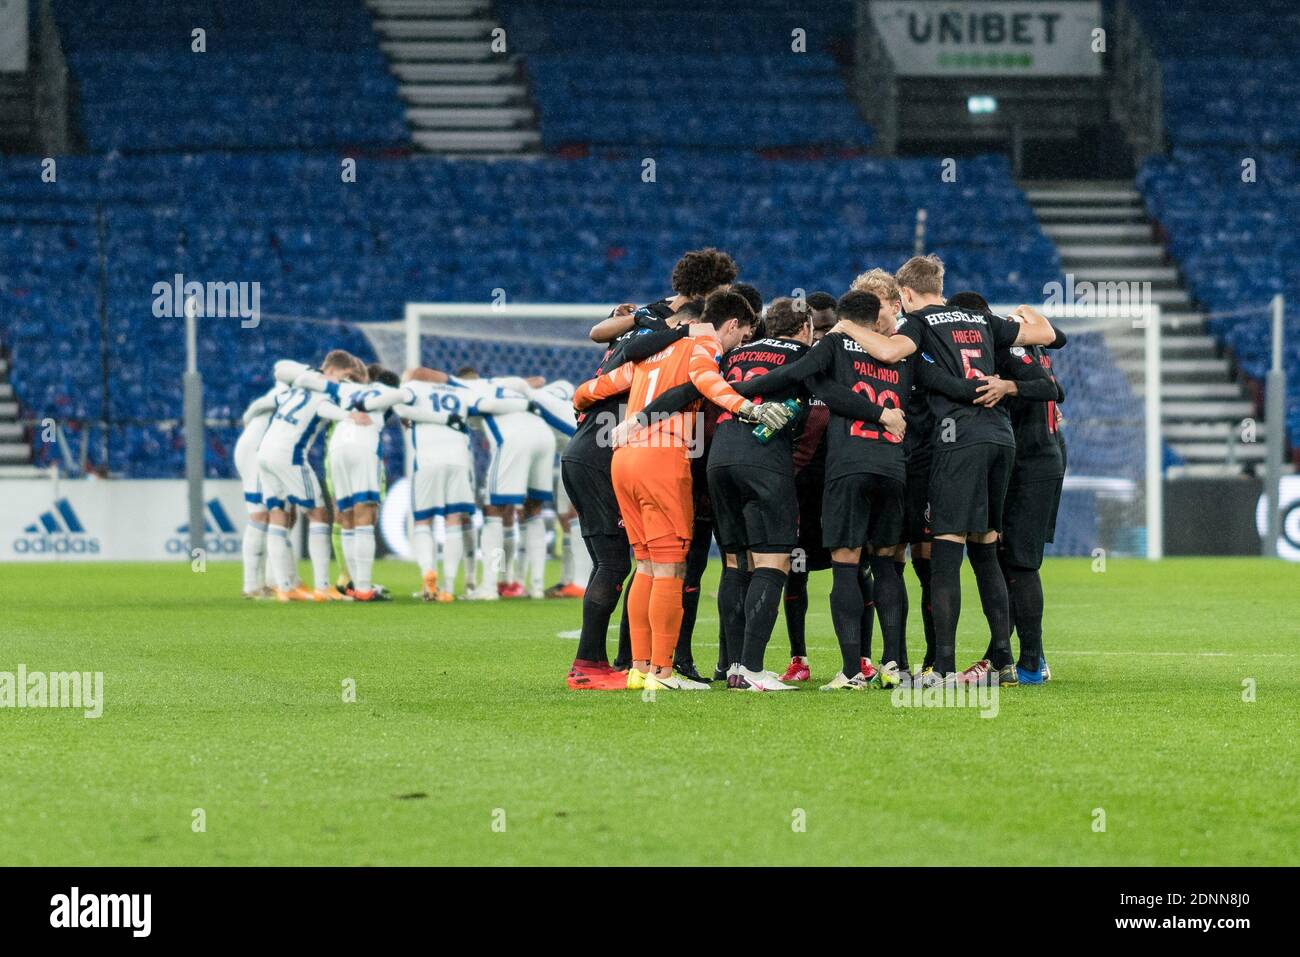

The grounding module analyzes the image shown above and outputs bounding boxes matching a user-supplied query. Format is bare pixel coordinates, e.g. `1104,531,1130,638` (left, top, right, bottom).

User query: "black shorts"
707,463,798,554
561,458,625,541
902,450,933,544
794,469,832,571
821,472,905,550
1001,473,1064,569
928,443,1014,537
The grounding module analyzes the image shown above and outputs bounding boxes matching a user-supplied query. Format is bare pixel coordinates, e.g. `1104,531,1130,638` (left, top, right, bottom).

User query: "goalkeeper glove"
736,400,794,432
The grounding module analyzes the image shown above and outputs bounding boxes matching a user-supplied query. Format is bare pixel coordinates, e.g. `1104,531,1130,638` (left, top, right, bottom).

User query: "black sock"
612,563,636,670
1006,565,1044,671
576,535,630,665
988,547,1016,660
830,561,863,677
912,556,936,669
741,567,788,672
870,555,904,667
968,541,1012,669
783,569,809,658
894,559,910,669
929,540,964,674
858,559,875,661
718,564,751,670
674,530,710,668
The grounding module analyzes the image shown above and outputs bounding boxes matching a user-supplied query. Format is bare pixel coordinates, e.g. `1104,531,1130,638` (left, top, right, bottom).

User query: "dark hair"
806,291,837,312
836,290,881,325
701,289,755,330
765,297,809,338
455,366,479,378
674,297,706,320
367,363,401,389
946,291,991,313
731,282,763,316
671,247,739,297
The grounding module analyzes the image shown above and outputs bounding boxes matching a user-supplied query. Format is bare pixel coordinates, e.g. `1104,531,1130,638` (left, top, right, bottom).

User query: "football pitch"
2,558,1296,867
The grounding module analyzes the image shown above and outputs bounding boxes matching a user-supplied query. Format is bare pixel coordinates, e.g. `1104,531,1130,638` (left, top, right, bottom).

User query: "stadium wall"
2,479,248,562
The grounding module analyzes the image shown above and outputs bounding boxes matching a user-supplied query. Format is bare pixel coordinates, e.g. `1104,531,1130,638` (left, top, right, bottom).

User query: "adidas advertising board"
2,480,248,562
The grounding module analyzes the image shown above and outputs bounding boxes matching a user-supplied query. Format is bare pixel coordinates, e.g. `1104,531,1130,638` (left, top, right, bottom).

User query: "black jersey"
910,304,1020,450
708,337,809,474
561,301,672,471
778,324,919,484
1001,344,1065,479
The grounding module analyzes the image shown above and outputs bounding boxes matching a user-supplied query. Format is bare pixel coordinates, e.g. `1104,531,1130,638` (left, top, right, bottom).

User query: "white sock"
480,516,504,589
287,513,303,586
560,519,574,585
412,523,435,577
341,528,357,584
442,522,464,595
569,519,591,587
524,514,546,594
462,522,478,589
242,520,267,593
503,521,518,585
354,525,375,593
308,522,332,591
267,525,294,590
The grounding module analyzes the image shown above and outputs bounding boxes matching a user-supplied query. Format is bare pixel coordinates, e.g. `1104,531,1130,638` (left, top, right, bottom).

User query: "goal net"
364,300,1164,560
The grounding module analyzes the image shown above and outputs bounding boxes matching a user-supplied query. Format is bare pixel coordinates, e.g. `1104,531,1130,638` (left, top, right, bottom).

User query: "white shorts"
485,427,556,506
329,442,383,512
234,426,266,513
257,454,322,511
413,449,477,521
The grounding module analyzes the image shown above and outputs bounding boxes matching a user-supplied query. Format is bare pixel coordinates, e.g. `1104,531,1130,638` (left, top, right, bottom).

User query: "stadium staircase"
0,348,32,469
367,0,540,155
1026,179,1262,477
0,74,34,153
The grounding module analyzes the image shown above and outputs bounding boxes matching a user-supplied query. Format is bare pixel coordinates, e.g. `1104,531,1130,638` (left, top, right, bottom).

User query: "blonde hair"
851,267,901,305
894,254,945,296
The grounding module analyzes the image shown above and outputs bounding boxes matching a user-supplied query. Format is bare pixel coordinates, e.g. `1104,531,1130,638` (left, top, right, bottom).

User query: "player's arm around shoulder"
831,320,917,363
1005,305,1057,347
573,360,635,410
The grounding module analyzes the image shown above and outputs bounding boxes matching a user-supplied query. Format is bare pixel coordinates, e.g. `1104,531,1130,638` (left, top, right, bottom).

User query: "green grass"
1,557,1297,866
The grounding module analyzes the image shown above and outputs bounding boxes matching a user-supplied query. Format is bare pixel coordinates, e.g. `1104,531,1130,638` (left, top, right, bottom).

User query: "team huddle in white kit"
230,348,585,603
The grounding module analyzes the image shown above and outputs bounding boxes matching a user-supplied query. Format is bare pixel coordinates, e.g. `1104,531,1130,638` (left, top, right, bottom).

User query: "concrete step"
0,400,16,417
0,382,11,400
401,83,527,106
1025,188,1141,203
369,0,489,15
382,40,506,61
1161,400,1255,420
412,129,541,151
1041,222,1153,241
1106,333,1218,356
0,422,22,440
0,442,29,462
1068,265,1179,282
375,18,494,39
1168,462,1292,478
393,61,516,82
1034,206,1148,222
1057,244,1166,260
1118,357,1231,378
1164,420,1265,441
406,106,534,129
1172,441,1268,462
1139,382,1244,399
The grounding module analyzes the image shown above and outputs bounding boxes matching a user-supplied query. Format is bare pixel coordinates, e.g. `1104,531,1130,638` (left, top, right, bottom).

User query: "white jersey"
234,381,289,509
257,383,348,465
529,379,578,452
399,380,474,462
452,376,544,446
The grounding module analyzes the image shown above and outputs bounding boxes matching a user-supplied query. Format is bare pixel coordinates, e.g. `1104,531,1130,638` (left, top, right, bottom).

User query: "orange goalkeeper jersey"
573,332,747,459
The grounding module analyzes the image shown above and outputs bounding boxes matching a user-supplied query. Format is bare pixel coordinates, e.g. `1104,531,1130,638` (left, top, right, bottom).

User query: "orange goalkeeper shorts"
610,446,694,563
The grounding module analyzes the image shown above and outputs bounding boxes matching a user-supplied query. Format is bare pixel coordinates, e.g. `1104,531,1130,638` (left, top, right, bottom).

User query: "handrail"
1110,0,1164,163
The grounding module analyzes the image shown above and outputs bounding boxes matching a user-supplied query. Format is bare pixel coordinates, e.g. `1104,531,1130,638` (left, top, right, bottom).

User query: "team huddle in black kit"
564,249,1068,692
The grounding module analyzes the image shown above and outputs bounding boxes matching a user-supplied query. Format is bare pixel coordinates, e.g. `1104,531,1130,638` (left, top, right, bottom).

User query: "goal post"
367,299,1163,560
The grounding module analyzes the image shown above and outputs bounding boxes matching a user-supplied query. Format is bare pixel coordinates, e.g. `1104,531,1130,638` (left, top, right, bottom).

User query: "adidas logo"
168,498,240,554
176,499,237,535
14,498,100,555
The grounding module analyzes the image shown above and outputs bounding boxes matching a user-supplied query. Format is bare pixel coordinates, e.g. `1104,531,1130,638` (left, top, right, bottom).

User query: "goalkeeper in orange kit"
572,290,794,690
